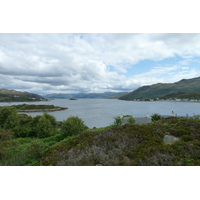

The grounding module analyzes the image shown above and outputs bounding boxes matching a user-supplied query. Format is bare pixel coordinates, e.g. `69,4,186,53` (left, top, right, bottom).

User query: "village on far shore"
122,97,200,102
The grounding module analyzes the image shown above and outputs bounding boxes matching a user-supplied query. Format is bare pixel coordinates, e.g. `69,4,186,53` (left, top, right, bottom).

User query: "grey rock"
163,135,179,144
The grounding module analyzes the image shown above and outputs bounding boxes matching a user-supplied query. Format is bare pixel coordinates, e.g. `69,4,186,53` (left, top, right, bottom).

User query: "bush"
26,139,47,159
61,116,88,137
151,113,161,122
181,135,193,142
0,106,17,128
30,113,57,138
112,116,124,126
127,116,136,124
193,114,200,120
0,129,13,140
112,115,135,126
36,115,56,138
5,114,33,138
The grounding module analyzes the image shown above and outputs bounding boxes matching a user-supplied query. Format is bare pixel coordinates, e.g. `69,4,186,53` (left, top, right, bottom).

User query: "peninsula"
8,104,68,113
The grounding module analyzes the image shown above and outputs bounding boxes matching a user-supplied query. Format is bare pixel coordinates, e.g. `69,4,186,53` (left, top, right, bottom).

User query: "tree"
29,113,57,138
36,116,54,138
4,113,33,138
43,112,57,127
35,113,57,138
29,115,42,137
61,116,88,137
0,106,17,128
112,116,124,126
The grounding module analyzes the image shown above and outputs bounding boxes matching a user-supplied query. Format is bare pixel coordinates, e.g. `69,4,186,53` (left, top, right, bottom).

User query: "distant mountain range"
45,92,127,99
119,76,200,100
2,76,200,102
0,88,45,102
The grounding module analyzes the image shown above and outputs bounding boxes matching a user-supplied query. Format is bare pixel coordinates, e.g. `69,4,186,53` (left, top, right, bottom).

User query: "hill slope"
40,117,200,166
119,76,200,99
0,88,45,102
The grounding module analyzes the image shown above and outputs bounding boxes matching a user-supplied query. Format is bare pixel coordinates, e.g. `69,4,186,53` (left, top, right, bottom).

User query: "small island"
69,98,77,100
11,104,68,112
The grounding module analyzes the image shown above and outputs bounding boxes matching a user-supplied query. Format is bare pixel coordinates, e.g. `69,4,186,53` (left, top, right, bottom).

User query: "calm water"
1,99,200,128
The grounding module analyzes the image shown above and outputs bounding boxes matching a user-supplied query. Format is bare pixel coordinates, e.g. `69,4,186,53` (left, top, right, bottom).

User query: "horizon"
2,75,200,96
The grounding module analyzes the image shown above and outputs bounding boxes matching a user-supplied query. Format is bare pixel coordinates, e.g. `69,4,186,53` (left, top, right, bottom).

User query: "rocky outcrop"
163,135,179,144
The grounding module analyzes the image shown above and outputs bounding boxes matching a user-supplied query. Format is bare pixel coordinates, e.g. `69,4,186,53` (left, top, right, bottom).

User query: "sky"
1,33,200,95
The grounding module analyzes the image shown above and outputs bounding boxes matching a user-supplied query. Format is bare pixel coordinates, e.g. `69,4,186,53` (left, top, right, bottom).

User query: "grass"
85,126,113,133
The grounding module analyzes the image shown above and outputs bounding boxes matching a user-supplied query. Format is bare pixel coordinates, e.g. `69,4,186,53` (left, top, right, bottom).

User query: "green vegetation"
0,104,68,112
41,116,200,166
0,106,85,165
0,88,45,102
151,113,162,122
160,92,200,100
119,76,200,100
13,104,59,110
61,116,88,137
1,105,200,166
112,115,136,126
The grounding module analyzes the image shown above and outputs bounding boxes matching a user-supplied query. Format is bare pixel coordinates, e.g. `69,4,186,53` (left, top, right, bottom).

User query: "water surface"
1,99,200,128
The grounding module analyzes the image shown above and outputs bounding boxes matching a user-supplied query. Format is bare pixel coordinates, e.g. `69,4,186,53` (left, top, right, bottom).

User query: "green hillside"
119,76,200,100
160,92,200,100
0,89,45,102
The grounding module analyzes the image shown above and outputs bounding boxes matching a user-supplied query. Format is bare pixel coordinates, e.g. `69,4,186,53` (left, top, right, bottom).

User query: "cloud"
1,33,200,95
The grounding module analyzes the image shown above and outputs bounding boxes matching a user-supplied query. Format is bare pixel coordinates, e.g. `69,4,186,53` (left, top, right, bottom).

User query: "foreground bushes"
2,105,200,166
41,117,200,166
0,107,88,165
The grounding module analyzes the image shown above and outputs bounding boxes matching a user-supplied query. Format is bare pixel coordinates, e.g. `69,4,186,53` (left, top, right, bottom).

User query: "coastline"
18,107,68,113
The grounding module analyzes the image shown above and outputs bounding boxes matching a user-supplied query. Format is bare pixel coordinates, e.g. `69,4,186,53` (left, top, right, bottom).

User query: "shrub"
43,113,57,127
112,116,124,126
30,113,57,138
26,139,47,159
36,115,56,138
127,116,136,124
61,116,88,137
193,114,200,120
0,106,17,128
151,113,161,122
112,115,135,126
0,129,13,140
181,135,193,142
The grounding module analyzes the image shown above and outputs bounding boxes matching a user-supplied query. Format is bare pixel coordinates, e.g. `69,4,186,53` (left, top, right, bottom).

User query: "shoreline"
18,107,68,113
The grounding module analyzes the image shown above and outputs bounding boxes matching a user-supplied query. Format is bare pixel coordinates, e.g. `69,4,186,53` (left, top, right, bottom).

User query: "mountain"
119,76,200,100
0,88,45,102
45,92,127,99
